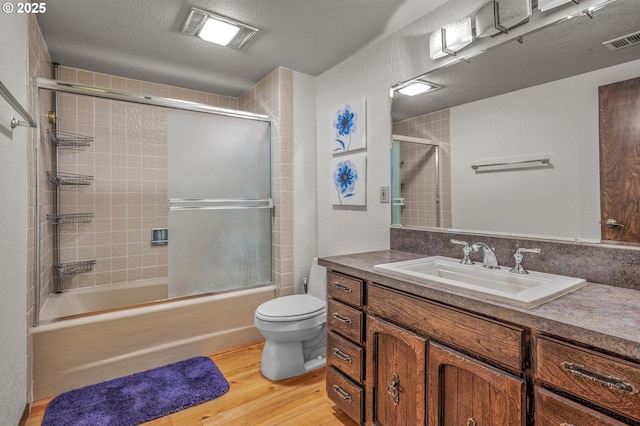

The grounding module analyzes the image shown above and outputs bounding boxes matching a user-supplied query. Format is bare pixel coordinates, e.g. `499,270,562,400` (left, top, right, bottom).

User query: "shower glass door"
167,110,271,298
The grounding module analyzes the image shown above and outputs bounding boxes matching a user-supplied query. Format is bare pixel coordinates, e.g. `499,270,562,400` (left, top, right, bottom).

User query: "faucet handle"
510,247,541,274
450,239,473,265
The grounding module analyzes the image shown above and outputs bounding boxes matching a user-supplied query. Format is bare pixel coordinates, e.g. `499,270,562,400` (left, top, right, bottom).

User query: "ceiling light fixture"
475,0,532,38
537,0,580,12
180,7,258,49
429,17,474,59
393,79,443,97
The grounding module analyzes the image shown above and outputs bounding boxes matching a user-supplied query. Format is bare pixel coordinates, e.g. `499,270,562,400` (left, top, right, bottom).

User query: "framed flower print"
331,99,366,153
331,153,366,206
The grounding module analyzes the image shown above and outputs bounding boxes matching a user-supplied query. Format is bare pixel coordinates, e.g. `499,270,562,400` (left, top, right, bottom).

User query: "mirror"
390,0,640,243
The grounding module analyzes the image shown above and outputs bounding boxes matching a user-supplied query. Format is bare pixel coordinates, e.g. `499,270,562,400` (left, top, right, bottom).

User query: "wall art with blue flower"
331,153,367,206
331,99,366,153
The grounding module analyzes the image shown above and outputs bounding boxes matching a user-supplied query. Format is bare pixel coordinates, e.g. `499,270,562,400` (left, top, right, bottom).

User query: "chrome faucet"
450,239,474,264
510,247,541,274
471,242,500,269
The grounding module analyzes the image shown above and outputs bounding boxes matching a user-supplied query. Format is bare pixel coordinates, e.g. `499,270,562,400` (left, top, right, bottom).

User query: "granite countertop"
319,249,640,362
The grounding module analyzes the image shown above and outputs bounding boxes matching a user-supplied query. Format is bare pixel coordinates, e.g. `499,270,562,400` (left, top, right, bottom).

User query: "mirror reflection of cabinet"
599,76,640,244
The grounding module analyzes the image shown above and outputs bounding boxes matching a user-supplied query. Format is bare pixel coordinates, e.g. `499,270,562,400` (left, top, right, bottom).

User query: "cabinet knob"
466,418,477,426
559,423,575,426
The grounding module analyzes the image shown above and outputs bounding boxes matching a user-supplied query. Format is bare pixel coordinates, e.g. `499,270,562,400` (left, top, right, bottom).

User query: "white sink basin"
373,256,587,308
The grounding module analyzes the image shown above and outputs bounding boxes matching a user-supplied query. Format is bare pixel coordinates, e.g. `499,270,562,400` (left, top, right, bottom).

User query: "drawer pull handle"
332,384,353,402
332,347,353,363
332,312,352,325
560,361,639,395
560,423,576,426
333,282,353,293
467,418,477,426
385,373,400,406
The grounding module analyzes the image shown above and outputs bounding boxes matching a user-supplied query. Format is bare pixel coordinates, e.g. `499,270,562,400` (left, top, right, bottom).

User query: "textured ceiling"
36,0,449,96
392,0,640,120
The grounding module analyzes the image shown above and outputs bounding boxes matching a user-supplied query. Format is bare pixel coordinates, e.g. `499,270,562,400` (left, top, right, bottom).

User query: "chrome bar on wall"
471,158,551,172
36,77,271,122
0,80,37,128
168,198,274,211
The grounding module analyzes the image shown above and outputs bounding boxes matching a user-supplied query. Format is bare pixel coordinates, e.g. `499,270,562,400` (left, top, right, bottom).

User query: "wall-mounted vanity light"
181,7,258,49
429,17,474,59
475,0,532,38
538,0,580,12
392,79,443,97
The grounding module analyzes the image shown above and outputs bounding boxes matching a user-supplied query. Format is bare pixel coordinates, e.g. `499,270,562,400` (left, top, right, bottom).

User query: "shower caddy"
46,128,96,292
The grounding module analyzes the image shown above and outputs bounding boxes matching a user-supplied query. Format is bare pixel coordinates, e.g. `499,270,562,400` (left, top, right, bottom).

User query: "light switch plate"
380,186,389,203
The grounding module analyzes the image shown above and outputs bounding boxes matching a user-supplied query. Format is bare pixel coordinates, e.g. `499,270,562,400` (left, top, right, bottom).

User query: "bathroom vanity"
320,250,640,426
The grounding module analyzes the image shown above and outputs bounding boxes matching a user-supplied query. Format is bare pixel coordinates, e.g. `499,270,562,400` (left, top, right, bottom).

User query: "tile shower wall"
47,66,240,291
39,65,294,297
240,68,294,296
27,13,54,405
393,109,452,229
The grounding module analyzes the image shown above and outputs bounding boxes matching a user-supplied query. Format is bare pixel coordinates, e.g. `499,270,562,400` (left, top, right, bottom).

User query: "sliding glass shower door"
167,110,271,298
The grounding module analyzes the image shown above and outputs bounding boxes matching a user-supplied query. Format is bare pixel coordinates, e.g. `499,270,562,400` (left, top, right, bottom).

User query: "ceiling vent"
603,31,640,51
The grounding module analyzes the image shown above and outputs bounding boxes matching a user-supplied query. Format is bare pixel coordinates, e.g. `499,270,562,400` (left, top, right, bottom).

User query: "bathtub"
32,284,275,400
39,278,169,321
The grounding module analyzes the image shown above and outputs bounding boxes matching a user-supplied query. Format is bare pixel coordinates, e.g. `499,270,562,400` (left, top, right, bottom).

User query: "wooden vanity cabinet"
535,336,640,425
325,271,365,424
324,262,640,426
366,283,526,426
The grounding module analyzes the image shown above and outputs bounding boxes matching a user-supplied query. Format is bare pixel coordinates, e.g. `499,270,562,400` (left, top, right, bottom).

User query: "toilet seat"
255,294,325,322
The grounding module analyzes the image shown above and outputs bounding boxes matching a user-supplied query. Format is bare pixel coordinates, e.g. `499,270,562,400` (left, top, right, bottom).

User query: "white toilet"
254,258,327,381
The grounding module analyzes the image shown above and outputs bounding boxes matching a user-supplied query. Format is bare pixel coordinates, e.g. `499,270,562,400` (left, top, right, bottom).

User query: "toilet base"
260,339,326,381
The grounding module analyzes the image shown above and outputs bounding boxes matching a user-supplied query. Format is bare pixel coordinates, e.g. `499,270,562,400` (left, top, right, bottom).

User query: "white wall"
0,12,29,423
292,71,318,291
315,0,634,256
315,0,463,256
451,59,640,242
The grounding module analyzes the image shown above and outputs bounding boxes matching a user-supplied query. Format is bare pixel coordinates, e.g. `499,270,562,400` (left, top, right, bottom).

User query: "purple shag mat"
42,356,230,426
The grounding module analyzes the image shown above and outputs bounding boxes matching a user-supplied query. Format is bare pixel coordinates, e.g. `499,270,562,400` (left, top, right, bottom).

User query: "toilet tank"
308,258,327,300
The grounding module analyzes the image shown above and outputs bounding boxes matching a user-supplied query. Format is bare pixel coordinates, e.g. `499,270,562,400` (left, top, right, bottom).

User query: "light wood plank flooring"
26,340,357,426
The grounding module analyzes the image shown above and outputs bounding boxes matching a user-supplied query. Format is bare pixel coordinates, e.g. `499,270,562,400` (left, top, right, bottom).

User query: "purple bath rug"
42,356,229,426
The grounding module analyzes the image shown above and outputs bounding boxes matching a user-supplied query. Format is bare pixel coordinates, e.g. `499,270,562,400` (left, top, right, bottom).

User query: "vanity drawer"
327,271,363,308
327,366,363,425
328,331,363,383
535,387,627,426
367,284,524,370
536,336,640,422
328,299,364,344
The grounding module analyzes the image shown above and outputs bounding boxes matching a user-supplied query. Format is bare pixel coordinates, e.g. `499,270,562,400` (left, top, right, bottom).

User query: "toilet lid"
255,294,326,322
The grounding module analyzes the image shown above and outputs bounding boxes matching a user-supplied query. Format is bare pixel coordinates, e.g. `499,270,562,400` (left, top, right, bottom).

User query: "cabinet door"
427,342,525,426
366,316,427,425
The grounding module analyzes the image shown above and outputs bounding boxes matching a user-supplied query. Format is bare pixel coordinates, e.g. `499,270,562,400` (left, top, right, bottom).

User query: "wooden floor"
26,340,357,426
